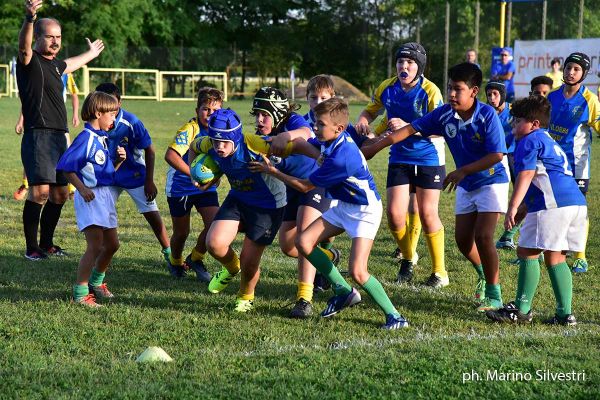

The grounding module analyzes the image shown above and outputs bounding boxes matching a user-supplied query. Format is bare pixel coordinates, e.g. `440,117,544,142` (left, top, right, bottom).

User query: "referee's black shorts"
22,128,69,186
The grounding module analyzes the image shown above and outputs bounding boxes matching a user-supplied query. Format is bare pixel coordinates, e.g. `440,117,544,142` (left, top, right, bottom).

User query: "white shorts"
322,199,382,240
74,186,118,231
519,206,588,252
455,183,509,215
110,185,159,213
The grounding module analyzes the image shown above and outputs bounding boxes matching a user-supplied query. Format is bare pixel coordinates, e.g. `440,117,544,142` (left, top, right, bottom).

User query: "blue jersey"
308,131,380,205
166,118,216,197
365,76,444,166
411,100,509,191
192,133,292,209
274,113,316,179
497,104,515,153
547,85,600,180
304,110,366,147
107,109,152,189
491,61,516,96
514,129,586,213
57,123,115,187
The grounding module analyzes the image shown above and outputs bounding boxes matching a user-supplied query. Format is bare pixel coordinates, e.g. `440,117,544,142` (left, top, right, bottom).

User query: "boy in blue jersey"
56,92,126,307
163,88,223,280
189,108,303,312
363,62,510,312
254,98,409,329
249,86,338,318
95,83,171,266
356,42,448,288
487,96,587,325
546,52,600,273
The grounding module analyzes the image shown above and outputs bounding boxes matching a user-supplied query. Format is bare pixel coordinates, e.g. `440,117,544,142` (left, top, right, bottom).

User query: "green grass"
0,97,598,399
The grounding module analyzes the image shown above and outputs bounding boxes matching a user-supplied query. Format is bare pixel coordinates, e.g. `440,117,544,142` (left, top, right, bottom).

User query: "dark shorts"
283,187,331,221
575,178,589,194
386,163,446,190
167,192,219,218
215,195,284,245
22,128,68,186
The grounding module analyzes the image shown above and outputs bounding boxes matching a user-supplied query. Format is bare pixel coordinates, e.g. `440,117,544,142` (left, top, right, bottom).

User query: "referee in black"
17,0,105,260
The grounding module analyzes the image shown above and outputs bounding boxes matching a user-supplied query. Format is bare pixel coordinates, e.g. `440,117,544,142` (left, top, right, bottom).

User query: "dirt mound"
289,75,370,103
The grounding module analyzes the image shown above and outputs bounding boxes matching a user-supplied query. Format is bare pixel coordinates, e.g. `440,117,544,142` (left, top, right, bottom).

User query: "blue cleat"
185,255,211,282
381,313,409,330
321,288,361,318
496,237,516,250
167,259,187,278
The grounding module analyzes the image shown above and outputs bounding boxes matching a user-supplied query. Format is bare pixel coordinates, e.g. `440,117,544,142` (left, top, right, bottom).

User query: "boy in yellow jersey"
356,42,447,288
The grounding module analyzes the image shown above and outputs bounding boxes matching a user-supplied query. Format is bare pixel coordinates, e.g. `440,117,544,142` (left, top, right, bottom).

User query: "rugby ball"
190,153,221,184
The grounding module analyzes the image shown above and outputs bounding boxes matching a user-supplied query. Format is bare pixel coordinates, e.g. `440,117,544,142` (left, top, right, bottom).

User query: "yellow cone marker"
136,346,173,363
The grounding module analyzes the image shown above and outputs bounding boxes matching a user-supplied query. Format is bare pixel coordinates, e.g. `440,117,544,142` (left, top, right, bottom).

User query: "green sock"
485,283,502,302
73,284,89,300
319,241,333,250
548,262,572,317
514,258,540,314
472,264,485,280
361,276,399,317
89,268,105,287
306,247,351,295
501,222,522,240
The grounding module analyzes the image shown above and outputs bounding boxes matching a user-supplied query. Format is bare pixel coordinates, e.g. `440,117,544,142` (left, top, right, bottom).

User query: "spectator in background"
465,49,480,69
545,58,562,89
491,48,516,103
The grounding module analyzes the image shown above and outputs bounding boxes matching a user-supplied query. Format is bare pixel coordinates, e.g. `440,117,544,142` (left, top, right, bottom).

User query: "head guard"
252,87,290,131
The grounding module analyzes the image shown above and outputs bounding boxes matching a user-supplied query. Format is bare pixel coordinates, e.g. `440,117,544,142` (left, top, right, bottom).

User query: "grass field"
0,96,598,399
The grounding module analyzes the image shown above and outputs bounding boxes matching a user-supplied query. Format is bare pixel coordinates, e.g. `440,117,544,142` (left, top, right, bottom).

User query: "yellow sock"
237,290,254,301
169,254,183,266
191,247,205,262
574,218,589,260
407,213,422,258
23,177,29,188
296,281,314,302
68,183,75,193
391,225,412,260
223,252,241,274
425,227,446,277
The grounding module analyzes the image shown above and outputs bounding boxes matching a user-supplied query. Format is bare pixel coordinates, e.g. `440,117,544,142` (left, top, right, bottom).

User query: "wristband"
25,14,37,23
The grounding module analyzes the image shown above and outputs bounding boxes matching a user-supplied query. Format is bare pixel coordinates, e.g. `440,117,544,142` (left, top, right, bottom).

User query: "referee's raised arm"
18,0,43,65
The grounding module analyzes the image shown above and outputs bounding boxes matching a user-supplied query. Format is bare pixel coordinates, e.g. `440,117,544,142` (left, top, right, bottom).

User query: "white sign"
513,38,600,99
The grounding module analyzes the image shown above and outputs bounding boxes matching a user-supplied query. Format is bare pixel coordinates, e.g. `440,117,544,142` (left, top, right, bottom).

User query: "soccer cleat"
423,273,449,288
543,313,577,326
474,278,486,303
571,258,588,273
321,287,361,318
485,301,532,324
24,250,48,261
166,259,187,278
476,297,503,312
496,237,517,250
381,313,409,330
208,267,236,293
185,255,211,283
392,247,402,259
313,272,331,293
72,293,102,308
329,247,341,266
13,184,28,201
42,245,68,257
289,298,312,319
234,299,254,313
89,283,114,300
396,259,414,283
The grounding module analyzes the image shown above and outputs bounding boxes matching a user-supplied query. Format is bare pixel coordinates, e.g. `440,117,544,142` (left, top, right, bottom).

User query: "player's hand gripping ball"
190,153,221,184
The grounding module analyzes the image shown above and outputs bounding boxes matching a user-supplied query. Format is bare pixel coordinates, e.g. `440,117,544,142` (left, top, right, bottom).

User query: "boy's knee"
279,241,296,257
295,235,313,257
104,239,120,255
474,231,494,245
350,270,369,285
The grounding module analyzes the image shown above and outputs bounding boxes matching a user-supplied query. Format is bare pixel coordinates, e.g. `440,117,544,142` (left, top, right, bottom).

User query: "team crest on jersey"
94,150,106,165
572,106,583,120
414,98,426,115
175,131,188,145
472,132,483,143
445,124,457,138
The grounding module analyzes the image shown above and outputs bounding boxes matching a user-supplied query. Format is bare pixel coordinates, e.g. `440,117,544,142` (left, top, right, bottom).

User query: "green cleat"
208,268,236,293
474,278,486,303
234,299,254,313
476,297,503,313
